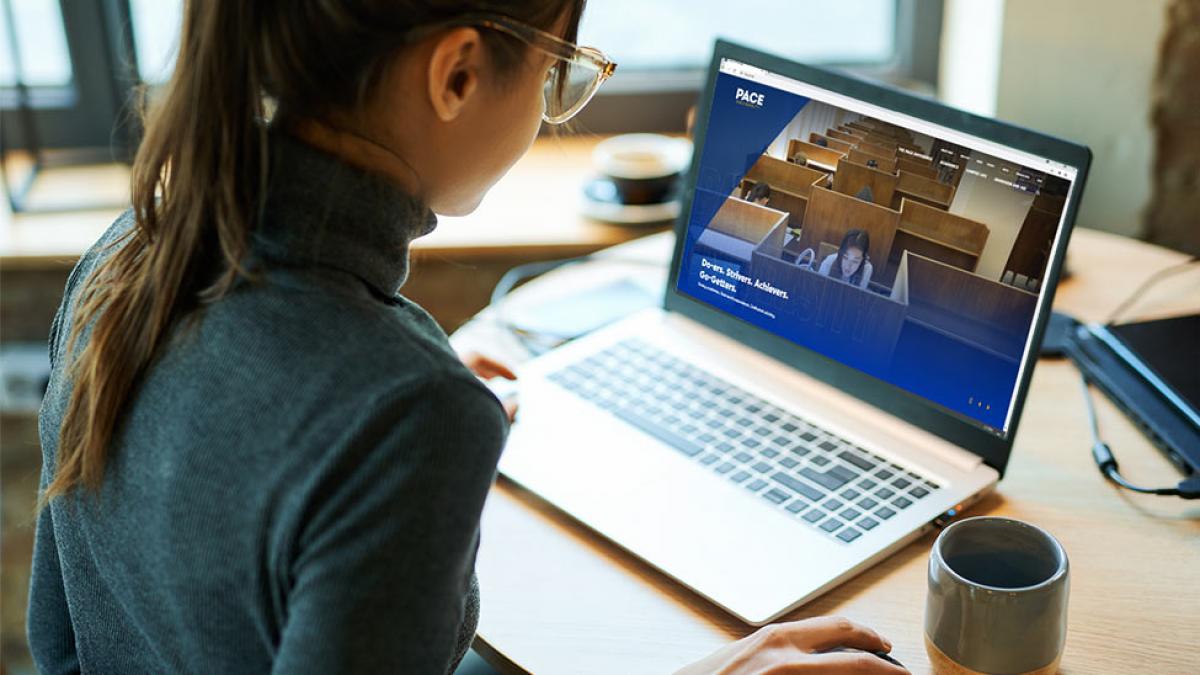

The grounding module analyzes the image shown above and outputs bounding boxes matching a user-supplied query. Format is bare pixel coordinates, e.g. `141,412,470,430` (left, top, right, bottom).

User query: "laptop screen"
675,57,1079,438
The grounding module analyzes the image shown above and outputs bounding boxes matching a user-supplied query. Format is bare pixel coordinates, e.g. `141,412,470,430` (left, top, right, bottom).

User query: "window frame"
1,0,138,155
2,1,943,147
568,0,944,134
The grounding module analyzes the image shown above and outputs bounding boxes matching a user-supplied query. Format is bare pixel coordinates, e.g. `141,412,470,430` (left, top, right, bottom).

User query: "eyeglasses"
413,13,617,125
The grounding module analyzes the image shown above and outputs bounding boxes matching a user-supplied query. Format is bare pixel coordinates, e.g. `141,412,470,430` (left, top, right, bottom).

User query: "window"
578,0,897,73
129,0,181,84
572,0,943,133
0,0,73,91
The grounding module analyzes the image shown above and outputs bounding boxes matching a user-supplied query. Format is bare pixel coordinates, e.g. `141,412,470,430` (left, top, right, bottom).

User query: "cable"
1105,256,1200,325
1078,374,1200,499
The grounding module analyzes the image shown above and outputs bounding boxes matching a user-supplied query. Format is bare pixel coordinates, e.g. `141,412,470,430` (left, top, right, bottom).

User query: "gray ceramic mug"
925,517,1069,675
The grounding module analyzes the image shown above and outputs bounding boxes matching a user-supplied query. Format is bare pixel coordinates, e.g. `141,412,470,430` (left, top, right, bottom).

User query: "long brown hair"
46,0,585,501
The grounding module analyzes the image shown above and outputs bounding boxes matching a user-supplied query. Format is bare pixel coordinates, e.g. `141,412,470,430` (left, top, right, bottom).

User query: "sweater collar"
253,130,437,297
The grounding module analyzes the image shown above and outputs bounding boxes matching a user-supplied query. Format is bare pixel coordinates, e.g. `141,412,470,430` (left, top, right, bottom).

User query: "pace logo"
735,87,766,108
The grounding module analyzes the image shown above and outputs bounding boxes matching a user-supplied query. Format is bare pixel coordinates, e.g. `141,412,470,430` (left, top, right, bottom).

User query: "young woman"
29,2,906,673
820,229,875,288
743,181,772,206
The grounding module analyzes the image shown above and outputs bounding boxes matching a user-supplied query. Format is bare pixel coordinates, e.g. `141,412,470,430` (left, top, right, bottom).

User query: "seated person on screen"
742,182,771,206
853,185,874,203
865,158,879,169
819,229,873,289
789,150,808,165
813,137,829,148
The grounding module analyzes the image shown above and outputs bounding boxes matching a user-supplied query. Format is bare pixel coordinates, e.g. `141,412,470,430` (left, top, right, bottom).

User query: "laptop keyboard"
546,338,941,544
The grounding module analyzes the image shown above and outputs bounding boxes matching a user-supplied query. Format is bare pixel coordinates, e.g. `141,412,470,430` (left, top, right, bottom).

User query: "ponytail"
46,2,266,500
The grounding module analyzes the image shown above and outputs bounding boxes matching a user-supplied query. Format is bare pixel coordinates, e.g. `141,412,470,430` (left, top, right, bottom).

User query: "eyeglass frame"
407,12,617,125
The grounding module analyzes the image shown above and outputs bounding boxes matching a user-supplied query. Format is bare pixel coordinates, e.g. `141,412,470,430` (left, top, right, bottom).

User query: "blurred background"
1,0,1196,671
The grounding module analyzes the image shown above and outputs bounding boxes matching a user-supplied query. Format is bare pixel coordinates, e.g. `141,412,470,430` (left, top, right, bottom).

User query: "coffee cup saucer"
580,176,681,226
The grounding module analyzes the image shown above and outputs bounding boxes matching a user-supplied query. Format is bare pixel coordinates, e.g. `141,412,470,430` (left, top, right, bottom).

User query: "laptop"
498,40,1091,625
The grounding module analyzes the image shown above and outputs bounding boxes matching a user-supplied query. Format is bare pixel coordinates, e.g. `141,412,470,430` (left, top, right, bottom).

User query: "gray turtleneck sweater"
28,132,508,674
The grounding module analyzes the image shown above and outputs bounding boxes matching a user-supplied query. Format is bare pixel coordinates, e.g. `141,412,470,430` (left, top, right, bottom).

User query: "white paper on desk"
505,279,657,340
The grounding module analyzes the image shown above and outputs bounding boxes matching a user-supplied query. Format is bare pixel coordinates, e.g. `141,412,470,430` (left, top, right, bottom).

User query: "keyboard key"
858,517,879,531
735,452,754,463
731,471,750,484
746,479,768,492
800,466,847,490
859,478,877,490
803,509,825,523
744,438,762,448
700,453,719,465
772,435,790,446
876,487,895,499
736,418,753,427
780,457,799,469
723,428,741,439
840,488,860,500
823,498,843,511
876,507,896,520
819,440,839,452
782,422,798,432
763,412,780,423
810,456,831,467
789,446,810,457
763,488,790,504
699,432,717,443
786,500,807,514
771,472,825,501
761,448,779,459
800,431,818,442
754,427,771,437
716,442,735,453
611,407,704,457
753,462,772,474
746,403,762,413
836,528,862,543
893,496,913,509
715,462,735,474
876,469,894,480
829,465,859,483
910,486,930,498
838,451,875,471
892,478,911,489
820,518,844,532
840,508,861,521
858,497,878,510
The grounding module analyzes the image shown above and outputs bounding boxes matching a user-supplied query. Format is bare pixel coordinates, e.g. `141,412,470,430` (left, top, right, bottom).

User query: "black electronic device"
1066,315,1200,498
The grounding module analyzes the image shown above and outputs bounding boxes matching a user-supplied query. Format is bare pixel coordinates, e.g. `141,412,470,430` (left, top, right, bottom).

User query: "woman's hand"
459,351,518,422
676,616,908,674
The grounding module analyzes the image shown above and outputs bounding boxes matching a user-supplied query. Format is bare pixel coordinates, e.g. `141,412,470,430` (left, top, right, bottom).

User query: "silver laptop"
499,40,1091,625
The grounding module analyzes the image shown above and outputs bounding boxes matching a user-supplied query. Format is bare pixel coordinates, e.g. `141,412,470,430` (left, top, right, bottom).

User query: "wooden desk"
450,228,1200,674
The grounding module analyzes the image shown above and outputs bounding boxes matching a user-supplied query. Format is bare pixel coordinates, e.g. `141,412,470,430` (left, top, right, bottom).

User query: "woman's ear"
426,27,483,122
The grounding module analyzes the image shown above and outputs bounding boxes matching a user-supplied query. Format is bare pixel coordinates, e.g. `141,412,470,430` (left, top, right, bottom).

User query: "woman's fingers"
459,351,518,380
803,650,910,674
765,616,893,654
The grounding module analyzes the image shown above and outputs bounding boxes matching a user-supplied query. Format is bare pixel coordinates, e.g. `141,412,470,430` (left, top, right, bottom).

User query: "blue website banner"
676,71,1022,433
